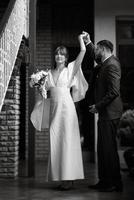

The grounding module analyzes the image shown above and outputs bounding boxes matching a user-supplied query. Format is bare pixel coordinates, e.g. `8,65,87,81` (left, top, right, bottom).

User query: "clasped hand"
78,32,87,39
82,31,91,45
89,104,98,114
78,31,91,44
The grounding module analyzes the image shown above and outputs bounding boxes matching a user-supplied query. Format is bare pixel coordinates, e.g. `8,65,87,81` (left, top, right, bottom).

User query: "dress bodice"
47,67,70,89
45,61,88,102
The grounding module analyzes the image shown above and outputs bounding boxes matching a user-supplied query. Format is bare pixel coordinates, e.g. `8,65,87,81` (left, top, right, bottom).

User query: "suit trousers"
97,118,122,186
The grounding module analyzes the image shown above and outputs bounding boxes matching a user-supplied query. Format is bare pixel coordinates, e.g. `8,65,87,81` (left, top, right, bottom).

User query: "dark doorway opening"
116,17,134,148
19,63,26,161
116,17,134,110
18,37,29,176
18,62,27,177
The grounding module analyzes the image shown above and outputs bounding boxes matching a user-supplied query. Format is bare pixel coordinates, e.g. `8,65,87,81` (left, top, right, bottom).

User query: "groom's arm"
82,31,95,65
86,42,95,60
82,41,96,105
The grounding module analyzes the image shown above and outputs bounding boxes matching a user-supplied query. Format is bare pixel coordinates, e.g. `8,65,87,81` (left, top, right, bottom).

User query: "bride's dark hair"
54,46,69,68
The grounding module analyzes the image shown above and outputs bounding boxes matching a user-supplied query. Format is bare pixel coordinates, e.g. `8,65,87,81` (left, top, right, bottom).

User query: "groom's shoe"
99,185,123,192
99,182,123,192
88,181,105,190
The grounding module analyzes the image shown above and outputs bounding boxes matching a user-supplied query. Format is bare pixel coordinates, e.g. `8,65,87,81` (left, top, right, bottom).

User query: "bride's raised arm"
72,33,86,77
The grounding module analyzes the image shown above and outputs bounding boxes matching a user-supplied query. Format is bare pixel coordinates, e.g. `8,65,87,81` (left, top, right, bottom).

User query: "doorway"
116,16,134,110
18,38,29,177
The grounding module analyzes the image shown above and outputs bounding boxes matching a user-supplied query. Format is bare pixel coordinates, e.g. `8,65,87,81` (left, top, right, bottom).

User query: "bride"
31,32,88,190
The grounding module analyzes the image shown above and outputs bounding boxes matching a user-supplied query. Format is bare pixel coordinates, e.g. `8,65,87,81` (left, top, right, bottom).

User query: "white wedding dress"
31,61,88,181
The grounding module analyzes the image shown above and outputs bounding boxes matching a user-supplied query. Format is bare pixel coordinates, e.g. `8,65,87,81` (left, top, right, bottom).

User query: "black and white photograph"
0,0,134,199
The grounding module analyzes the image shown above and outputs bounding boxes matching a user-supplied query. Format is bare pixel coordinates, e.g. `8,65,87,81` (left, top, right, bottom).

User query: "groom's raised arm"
86,42,95,61
82,31,95,61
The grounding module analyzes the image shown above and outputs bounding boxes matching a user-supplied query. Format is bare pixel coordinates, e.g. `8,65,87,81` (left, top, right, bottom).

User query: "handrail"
0,0,29,112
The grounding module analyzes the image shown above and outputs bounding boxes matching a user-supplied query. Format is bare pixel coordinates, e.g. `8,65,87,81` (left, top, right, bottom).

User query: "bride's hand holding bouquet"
29,69,48,99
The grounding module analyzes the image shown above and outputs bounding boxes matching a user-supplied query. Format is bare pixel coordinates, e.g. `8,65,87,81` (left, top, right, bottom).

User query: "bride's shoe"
60,181,74,191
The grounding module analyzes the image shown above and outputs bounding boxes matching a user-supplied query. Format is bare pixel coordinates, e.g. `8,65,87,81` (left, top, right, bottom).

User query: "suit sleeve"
84,42,95,82
86,42,95,62
95,64,121,111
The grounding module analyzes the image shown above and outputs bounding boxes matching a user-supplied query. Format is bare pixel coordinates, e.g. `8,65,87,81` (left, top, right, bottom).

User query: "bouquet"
29,70,49,98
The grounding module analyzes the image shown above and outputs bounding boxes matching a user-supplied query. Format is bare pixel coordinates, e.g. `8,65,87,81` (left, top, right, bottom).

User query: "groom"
83,31,123,192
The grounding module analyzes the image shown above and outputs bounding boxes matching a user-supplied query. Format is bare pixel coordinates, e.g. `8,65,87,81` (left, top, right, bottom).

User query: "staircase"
0,0,29,177
0,0,29,112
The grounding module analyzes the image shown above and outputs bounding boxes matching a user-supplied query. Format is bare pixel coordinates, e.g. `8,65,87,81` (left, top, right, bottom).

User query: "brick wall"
0,38,28,177
0,75,20,177
35,3,52,160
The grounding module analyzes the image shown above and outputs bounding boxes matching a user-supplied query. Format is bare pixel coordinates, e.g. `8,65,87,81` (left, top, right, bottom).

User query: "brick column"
0,38,28,178
35,2,52,160
0,76,20,177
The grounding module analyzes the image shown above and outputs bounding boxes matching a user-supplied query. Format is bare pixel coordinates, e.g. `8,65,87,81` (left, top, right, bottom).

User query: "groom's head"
95,40,113,63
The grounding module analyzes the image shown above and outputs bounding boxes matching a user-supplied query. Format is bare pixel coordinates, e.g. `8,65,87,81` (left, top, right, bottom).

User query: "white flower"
29,69,49,98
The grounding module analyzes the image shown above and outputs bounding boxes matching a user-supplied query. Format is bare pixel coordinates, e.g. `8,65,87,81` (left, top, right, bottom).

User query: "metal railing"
0,0,29,112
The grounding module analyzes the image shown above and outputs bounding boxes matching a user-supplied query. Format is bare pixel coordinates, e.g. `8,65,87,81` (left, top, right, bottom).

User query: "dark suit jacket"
86,43,123,120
